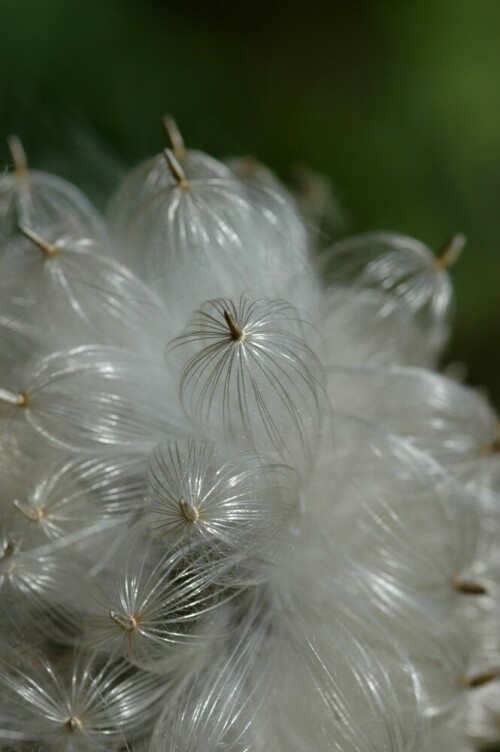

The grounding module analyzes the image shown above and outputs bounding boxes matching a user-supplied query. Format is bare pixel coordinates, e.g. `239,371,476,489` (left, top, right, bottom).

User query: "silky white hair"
0,122,498,751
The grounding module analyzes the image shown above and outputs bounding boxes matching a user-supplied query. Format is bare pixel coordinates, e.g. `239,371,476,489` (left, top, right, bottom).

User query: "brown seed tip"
223,309,244,341
0,388,29,407
19,226,59,257
452,575,488,596
433,233,466,271
179,498,200,523
13,499,45,522
1,539,17,560
64,715,83,733
18,391,29,407
163,115,186,159
164,148,189,189
7,135,28,179
464,671,498,689
109,610,138,632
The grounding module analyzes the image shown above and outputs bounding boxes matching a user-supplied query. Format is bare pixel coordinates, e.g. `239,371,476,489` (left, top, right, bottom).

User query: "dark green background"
1,0,499,406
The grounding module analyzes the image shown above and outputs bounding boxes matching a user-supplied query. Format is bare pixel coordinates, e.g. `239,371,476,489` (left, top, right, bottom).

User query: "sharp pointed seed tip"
163,114,186,159
179,498,201,523
19,226,58,256
109,610,138,631
452,575,487,595
0,388,28,407
223,309,244,340
64,716,83,733
434,233,466,270
164,148,189,188
464,671,499,689
7,134,28,178
1,539,17,560
13,499,45,522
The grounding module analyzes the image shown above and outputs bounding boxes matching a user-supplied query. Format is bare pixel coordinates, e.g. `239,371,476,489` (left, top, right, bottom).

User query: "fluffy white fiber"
1,119,499,751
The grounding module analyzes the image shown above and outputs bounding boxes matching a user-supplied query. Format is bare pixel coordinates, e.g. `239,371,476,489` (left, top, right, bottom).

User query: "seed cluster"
0,121,499,751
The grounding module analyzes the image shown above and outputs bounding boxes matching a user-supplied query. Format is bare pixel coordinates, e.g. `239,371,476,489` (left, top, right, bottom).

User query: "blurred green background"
1,0,499,406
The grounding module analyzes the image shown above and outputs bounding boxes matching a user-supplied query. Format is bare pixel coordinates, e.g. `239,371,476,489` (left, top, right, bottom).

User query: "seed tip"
163,114,186,159
1,539,17,560
7,135,28,178
179,498,200,523
19,225,59,257
109,610,138,632
13,499,45,522
18,391,29,407
452,575,487,596
463,671,498,689
434,233,466,270
0,388,29,407
223,309,244,341
164,148,189,189
64,716,83,733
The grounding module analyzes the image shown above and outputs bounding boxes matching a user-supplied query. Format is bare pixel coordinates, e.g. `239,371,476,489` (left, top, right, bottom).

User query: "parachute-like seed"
1,136,104,243
320,288,436,369
167,296,325,468
107,124,309,314
150,588,276,752
87,538,235,674
4,345,180,451
264,586,426,752
3,227,168,348
320,231,465,357
0,650,167,749
307,415,480,612
0,517,85,645
346,569,477,717
144,435,298,578
106,121,237,264
10,453,145,545
326,366,498,473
